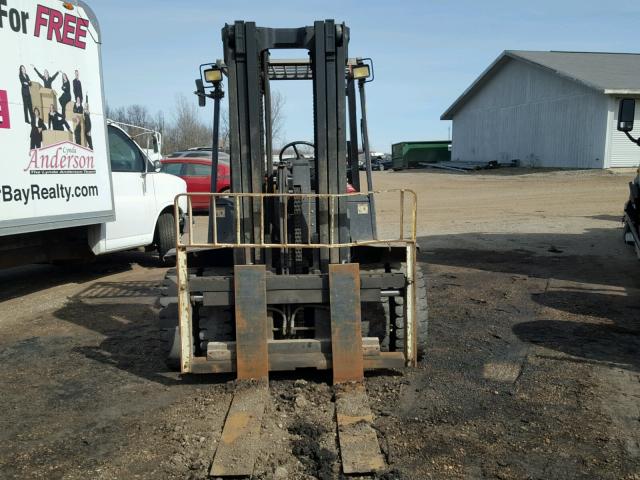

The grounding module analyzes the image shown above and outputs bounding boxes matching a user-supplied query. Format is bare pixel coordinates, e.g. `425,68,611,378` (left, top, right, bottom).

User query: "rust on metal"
335,383,385,474
210,380,268,477
329,263,364,385
176,246,193,373
174,189,417,250
405,243,418,367
171,188,420,373
234,265,269,380
190,350,405,374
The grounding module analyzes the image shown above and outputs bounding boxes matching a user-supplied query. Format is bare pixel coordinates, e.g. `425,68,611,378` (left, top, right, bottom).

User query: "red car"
160,155,230,211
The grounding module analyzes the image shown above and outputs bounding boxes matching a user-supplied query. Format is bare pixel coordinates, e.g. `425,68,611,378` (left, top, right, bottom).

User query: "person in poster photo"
59,72,71,119
73,70,83,104
73,96,84,114
30,107,46,149
48,104,70,132
84,102,93,150
19,65,34,124
72,115,82,145
31,64,59,89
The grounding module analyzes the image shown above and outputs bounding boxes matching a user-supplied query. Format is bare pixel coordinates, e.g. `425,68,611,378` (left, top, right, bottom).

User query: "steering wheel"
279,141,315,163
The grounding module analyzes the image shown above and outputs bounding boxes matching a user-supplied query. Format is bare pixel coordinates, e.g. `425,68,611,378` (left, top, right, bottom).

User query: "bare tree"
105,89,285,156
217,91,285,153
105,104,126,123
219,107,230,152
125,104,152,129
154,110,166,137
163,94,211,154
270,90,286,148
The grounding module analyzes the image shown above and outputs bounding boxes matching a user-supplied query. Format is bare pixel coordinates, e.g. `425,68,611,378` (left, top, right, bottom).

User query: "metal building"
441,51,640,168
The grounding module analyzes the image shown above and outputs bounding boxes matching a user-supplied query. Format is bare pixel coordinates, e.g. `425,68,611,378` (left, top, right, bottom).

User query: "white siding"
607,96,640,167
451,60,609,168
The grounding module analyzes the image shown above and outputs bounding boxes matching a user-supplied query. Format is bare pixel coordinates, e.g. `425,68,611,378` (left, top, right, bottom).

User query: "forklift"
159,20,427,476
616,98,640,257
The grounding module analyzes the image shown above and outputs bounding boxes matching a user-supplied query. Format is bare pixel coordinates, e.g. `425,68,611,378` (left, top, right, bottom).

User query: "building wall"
451,60,609,168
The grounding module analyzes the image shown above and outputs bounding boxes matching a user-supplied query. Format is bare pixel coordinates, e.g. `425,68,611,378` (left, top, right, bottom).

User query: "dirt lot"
1,168,639,479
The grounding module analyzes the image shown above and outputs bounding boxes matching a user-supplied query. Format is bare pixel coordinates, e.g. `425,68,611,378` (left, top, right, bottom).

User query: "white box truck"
0,0,187,268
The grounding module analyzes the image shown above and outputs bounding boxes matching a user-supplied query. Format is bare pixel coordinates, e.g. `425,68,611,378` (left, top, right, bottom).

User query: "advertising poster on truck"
0,0,114,235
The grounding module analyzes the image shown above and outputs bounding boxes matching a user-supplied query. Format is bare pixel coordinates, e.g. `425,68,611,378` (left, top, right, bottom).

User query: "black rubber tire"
361,298,391,351
163,326,181,370
623,221,635,246
159,270,181,370
155,212,176,266
391,263,429,360
360,266,391,352
198,306,235,352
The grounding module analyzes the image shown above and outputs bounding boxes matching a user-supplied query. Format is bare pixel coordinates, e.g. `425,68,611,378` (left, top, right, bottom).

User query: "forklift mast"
217,20,375,269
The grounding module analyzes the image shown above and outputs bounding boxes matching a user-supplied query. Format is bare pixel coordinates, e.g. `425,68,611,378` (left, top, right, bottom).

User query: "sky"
93,0,640,152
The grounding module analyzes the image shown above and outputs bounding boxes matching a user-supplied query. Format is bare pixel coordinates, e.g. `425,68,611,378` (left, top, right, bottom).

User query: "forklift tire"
391,263,429,360
156,212,176,266
623,222,635,245
159,268,213,370
361,266,391,352
163,326,181,370
159,270,181,370
361,299,391,352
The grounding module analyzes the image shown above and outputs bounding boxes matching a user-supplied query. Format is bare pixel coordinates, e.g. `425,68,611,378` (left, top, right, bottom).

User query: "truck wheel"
156,212,176,266
623,221,635,245
391,263,429,360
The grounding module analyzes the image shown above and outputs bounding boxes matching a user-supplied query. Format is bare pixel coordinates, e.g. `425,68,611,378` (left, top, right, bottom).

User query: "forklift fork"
210,262,385,477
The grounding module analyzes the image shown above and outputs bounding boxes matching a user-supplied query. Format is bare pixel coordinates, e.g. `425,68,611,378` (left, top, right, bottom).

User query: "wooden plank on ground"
210,380,268,477
335,383,386,474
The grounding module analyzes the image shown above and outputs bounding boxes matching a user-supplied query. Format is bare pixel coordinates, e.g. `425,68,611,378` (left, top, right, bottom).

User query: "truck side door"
105,126,156,250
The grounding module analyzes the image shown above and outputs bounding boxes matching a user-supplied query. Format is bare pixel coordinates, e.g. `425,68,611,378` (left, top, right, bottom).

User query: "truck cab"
89,122,186,260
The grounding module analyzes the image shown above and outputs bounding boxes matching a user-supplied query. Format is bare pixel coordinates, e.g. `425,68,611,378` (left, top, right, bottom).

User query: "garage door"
609,97,640,167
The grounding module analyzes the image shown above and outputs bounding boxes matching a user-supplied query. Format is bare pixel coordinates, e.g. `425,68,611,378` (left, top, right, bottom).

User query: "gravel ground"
1,168,639,479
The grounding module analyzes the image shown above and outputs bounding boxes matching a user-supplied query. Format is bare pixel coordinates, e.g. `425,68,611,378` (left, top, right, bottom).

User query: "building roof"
441,51,640,120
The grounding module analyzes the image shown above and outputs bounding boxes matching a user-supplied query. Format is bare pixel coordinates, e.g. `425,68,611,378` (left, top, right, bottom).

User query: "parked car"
160,156,231,211
359,155,392,171
166,150,212,159
358,155,392,171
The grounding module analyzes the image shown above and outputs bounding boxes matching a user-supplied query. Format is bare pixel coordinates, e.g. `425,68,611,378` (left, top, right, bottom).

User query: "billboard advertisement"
0,0,114,235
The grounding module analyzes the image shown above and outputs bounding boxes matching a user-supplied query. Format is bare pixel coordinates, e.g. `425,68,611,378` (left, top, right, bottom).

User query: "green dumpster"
392,141,452,170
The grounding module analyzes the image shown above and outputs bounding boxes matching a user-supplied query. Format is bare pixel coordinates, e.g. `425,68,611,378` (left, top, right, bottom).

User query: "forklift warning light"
204,68,223,84
351,64,370,80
